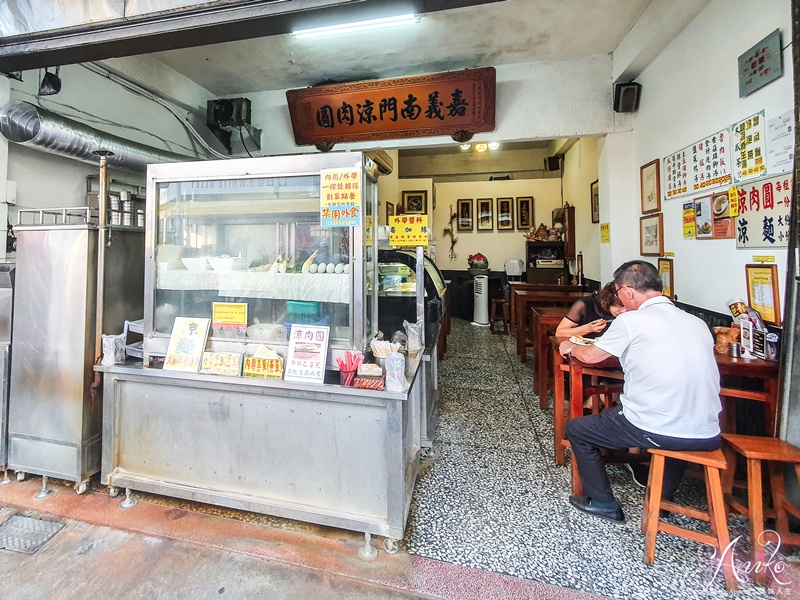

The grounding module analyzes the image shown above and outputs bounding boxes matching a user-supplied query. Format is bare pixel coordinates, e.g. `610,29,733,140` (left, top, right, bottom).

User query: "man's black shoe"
568,495,625,523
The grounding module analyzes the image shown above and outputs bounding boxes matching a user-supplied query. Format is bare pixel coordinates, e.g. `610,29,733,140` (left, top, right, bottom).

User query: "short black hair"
613,260,663,293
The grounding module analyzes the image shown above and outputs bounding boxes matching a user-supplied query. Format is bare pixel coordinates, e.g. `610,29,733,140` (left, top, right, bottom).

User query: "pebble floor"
404,318,796,600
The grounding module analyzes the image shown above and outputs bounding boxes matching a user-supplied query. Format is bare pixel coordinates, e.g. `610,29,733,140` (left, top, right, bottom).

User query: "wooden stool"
489,298,509,333
643,448,737,592
722,433,800,585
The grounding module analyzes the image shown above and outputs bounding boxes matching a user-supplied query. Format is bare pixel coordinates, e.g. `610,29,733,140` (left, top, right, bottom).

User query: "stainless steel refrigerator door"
8,226,99,481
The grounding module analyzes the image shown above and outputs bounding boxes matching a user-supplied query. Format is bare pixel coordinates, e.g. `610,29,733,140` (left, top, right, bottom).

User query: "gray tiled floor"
405,318,793,599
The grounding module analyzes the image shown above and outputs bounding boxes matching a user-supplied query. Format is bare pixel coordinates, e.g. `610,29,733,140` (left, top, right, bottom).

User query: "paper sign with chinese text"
211,302,247,339
321,168,361,227
199,352,243,376
163,317,210,372
683,202,695,239
767,110,794,174
389,215,429,246
600,223,610,243
664,129,732,200
735,174,793,248
284,325,330,384
732,111,767,183
242,356,284,379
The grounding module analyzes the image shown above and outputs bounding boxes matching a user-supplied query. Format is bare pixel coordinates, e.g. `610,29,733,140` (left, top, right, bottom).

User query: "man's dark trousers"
565,406,721,504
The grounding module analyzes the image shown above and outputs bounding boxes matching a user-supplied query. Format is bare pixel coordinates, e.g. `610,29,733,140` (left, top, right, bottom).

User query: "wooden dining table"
514,289,587,361
508,282,583,331
550,335,782,466
530,306,569,409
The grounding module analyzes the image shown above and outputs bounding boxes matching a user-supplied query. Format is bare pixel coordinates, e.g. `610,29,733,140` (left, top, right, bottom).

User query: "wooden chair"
643,448,737,592
489,298,509,333
722,433,800,585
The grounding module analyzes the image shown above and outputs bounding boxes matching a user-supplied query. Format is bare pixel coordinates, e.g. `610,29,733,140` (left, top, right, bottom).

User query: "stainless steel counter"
98,355,424,547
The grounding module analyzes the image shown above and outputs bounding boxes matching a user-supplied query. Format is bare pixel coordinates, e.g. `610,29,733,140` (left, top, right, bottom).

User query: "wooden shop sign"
286,67,495,147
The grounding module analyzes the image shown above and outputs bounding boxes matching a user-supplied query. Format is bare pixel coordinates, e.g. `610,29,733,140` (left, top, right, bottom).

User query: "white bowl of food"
181,257,212,271
208,256,252,272
713,196,729,216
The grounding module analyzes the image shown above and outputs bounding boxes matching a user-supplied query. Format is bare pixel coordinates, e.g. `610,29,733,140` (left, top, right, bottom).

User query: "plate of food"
698,221,713,235
569,335,595,346
713,196,729,216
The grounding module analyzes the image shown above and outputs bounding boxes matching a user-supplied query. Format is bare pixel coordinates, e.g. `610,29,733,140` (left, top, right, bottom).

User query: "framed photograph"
496,197,514,230
516,196,533,229
745,263,782,326
477,198,493,231
640,159,661,214
658,258,674,300
457,199,473,231
639,213,664,256
590,179,600,223
402,190,427,214
385,201,394,221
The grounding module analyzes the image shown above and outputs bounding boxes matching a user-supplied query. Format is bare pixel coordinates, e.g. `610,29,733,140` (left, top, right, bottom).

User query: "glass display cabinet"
142,153,379,370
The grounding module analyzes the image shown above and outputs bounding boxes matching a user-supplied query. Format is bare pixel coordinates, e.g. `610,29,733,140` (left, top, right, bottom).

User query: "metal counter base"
98,362,423,543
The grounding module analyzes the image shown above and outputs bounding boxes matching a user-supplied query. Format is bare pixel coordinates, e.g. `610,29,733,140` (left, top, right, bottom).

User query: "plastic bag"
101,332,126,366
403,320,422,355
385,351,407,392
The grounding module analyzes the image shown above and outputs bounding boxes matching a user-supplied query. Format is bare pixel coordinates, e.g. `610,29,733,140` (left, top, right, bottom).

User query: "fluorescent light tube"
293,14,420,39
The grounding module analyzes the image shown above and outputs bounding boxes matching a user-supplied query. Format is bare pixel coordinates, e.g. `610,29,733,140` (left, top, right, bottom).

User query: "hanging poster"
735,173,793,249
694,192,734,240
732,111,767,183
664,129,732,200
320,167,362,227
389,215,429,246
163,317,211,372
767,110,793,174
682,201,696,239
284,325,330,383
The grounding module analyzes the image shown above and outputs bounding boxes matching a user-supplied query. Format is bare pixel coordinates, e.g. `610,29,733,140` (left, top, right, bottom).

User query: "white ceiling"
149,0,651,97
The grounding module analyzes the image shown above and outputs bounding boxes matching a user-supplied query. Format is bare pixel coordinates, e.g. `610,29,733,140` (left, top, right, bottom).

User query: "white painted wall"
615,0,793,313
562,137,601,281
432,179,563,272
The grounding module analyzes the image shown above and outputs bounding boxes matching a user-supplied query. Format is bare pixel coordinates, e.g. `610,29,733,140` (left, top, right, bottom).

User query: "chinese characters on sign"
683,202,696,239
735,174,793,249
284,325,330,384
320,168,362,227
211,302,247,340
664,130,732,200
767,110,794,174
286,68,495,146
242,356,284,379
163,317,210,373
388,215,429,246
732,111,767,183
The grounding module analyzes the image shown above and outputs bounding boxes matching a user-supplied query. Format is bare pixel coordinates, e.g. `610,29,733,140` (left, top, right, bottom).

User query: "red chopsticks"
336,349,364,386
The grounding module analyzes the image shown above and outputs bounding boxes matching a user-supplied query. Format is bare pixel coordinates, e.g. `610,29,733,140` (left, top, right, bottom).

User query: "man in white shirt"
559,260,721,523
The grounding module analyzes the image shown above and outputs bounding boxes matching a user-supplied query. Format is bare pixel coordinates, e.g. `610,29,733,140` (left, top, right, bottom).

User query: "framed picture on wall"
402,190,427,214
590,179,600,223
640,159,661,214
658,258,674,300
457,199,473,231
639,213,664,256
386,201,394,221
516,196,533,229
745,263,782,326
477,198,493,231
497,197,513,230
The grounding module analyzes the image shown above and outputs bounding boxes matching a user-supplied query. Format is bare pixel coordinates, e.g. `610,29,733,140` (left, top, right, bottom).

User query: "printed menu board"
284,325,330,383
664,130,732,200
389,215,429,246
694,192,734,240
163,317,210,372
735,174,793,248
732,111,767,183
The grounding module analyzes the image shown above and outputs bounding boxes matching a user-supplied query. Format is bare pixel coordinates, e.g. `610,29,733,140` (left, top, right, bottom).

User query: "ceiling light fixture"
475,142,489,153
488,142,500,151
293,13,420,39
460,143,471,151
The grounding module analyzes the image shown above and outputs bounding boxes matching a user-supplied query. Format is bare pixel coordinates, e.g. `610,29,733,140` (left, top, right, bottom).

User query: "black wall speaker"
543,156,561,172
613,82,642,113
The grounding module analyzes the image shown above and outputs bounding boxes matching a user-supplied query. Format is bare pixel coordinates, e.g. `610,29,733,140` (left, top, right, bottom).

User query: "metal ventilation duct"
0,100,188,172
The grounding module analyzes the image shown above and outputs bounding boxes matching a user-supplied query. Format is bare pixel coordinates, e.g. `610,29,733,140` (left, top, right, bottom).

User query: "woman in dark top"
556,281,626,341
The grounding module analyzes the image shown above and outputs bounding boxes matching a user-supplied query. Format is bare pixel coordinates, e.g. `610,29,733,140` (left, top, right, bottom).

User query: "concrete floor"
0,478,605,600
